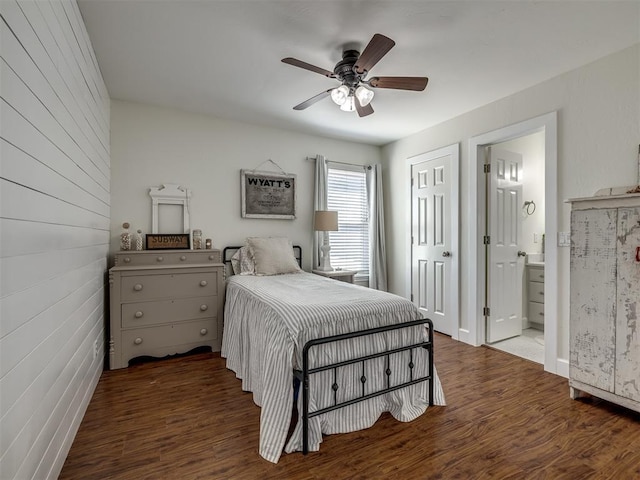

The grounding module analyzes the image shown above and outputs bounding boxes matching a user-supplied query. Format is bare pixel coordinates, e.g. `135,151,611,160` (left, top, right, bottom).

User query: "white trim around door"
467,111,561,375
406,143,460,340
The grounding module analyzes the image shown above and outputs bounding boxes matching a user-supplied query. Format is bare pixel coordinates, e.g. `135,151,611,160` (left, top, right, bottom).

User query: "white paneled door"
411,147,457,336
486,148,524,343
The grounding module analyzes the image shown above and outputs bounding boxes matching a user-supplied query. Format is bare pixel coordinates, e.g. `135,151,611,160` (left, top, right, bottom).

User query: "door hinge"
411,293,414,302
483,306,490,316
483,235,490,245
484,164,491,174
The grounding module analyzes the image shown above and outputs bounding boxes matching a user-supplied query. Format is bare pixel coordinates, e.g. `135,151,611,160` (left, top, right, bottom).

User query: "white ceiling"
77,1,640,146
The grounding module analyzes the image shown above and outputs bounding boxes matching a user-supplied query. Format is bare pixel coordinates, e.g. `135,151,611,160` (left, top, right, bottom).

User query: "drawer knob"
124,257,131,263
209,255,215,260
200,280,208,287
180,255,187,261
539,291,544,296
134,337,143,345
134,311,144,318
200,328,208,336
134,284,143,291
156,256,164,262
539,312,545,317
200,304,208,311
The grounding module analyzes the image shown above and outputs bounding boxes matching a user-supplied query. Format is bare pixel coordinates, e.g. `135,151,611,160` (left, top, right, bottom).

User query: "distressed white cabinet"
109,250,224,369
569,193,640,412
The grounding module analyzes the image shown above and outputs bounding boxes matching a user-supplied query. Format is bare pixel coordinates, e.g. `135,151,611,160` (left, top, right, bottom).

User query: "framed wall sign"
241,169,296,219
146,233,190,250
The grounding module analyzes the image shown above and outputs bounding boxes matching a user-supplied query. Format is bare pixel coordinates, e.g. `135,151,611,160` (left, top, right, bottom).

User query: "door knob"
442,251,451,257
517,251,527,257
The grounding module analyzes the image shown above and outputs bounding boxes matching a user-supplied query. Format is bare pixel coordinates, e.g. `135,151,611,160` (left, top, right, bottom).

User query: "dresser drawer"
121,297,216,328
114,250,221,266
528,281,545,303
121,271,218,302
121,319,216,362
528,301,544,324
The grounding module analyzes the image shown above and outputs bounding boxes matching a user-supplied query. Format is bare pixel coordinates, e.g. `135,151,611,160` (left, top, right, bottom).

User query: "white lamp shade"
330,85,349,105
355,85,374,106
314,210,338,231
340,95,356,112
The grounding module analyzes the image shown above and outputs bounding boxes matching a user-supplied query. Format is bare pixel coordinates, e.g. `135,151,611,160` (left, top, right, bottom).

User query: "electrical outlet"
533,233,539,243
93,339,98,359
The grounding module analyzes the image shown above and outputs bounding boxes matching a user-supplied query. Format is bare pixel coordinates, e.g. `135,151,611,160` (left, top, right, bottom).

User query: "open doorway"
467,112,559,375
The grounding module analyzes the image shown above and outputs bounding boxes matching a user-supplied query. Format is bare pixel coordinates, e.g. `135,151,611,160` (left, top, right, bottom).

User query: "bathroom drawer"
527,267,545,283
528,281,545,303
528,301,544,324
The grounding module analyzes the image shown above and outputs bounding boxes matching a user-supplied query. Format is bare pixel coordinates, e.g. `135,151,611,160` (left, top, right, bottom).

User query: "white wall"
0,1,110,479
381,44,639,363
110,100,380,271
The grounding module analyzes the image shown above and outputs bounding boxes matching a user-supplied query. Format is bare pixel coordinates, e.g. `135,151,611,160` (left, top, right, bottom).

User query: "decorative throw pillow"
230,246,255,275
247,237,300,275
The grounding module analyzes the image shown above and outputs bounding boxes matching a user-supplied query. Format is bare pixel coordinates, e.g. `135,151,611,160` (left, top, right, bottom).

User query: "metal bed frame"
223,246,434,455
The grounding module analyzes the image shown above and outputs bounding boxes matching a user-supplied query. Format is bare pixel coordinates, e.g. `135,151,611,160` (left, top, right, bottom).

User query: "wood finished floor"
60,334,640,480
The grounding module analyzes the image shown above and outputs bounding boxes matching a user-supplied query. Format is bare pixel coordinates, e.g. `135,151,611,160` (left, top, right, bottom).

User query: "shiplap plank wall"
0,1,110,479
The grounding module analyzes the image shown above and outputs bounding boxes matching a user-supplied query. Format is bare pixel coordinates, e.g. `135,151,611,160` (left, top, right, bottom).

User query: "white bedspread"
221,272,445,463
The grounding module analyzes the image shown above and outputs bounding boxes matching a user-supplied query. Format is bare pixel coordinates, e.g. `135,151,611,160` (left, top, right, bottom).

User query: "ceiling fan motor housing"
334,50,362,89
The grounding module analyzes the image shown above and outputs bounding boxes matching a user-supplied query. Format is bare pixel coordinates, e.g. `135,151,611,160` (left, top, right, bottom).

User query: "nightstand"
312,269,357,284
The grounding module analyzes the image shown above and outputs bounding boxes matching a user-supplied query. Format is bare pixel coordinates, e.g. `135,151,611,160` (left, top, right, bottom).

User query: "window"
327,165,369,280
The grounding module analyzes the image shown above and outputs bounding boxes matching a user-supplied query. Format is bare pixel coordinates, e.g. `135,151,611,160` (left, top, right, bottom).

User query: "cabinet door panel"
570,208,617,393
615,207,640,401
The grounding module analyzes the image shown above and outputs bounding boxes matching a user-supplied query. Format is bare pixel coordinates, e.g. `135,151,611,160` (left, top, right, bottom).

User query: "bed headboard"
223,245,303,273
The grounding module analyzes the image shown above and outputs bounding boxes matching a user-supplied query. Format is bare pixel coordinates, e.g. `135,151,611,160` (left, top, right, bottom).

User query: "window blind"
327,166,369,279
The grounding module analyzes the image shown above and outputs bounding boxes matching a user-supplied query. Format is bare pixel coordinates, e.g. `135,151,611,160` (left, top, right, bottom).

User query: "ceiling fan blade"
293,89,332,110
355,100,374,117
368,76,429,91
282,57,335,78
354,34,395,75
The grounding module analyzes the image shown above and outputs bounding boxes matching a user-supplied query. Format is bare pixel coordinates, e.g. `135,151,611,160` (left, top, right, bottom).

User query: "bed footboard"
294,318,434,455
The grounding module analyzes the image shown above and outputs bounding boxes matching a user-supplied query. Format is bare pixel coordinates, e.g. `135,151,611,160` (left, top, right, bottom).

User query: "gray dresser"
109,250,224,369
569,192,640,412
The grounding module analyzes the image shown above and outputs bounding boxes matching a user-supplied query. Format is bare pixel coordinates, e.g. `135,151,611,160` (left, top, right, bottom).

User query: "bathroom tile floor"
488,328,544,364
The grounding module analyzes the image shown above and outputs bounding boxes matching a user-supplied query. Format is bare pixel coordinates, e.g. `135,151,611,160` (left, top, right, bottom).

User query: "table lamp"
314,210,338,271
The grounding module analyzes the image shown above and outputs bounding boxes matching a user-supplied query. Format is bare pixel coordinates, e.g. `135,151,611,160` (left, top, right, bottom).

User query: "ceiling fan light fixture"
330,85,349,105
355,85,374,107
340,95,356,112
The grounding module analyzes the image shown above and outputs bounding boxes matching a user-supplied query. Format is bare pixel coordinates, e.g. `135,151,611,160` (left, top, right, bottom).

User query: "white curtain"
313,154,328,270
366,164,388,291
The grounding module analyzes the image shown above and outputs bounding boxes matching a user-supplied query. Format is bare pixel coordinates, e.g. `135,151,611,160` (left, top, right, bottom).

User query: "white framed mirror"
149,184,191,234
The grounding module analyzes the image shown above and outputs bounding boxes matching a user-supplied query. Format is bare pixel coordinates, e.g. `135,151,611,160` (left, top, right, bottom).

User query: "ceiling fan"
282,33,428,117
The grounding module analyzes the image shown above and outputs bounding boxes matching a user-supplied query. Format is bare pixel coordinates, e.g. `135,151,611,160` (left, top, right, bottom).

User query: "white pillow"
230,246,255,275
247,237,301,275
